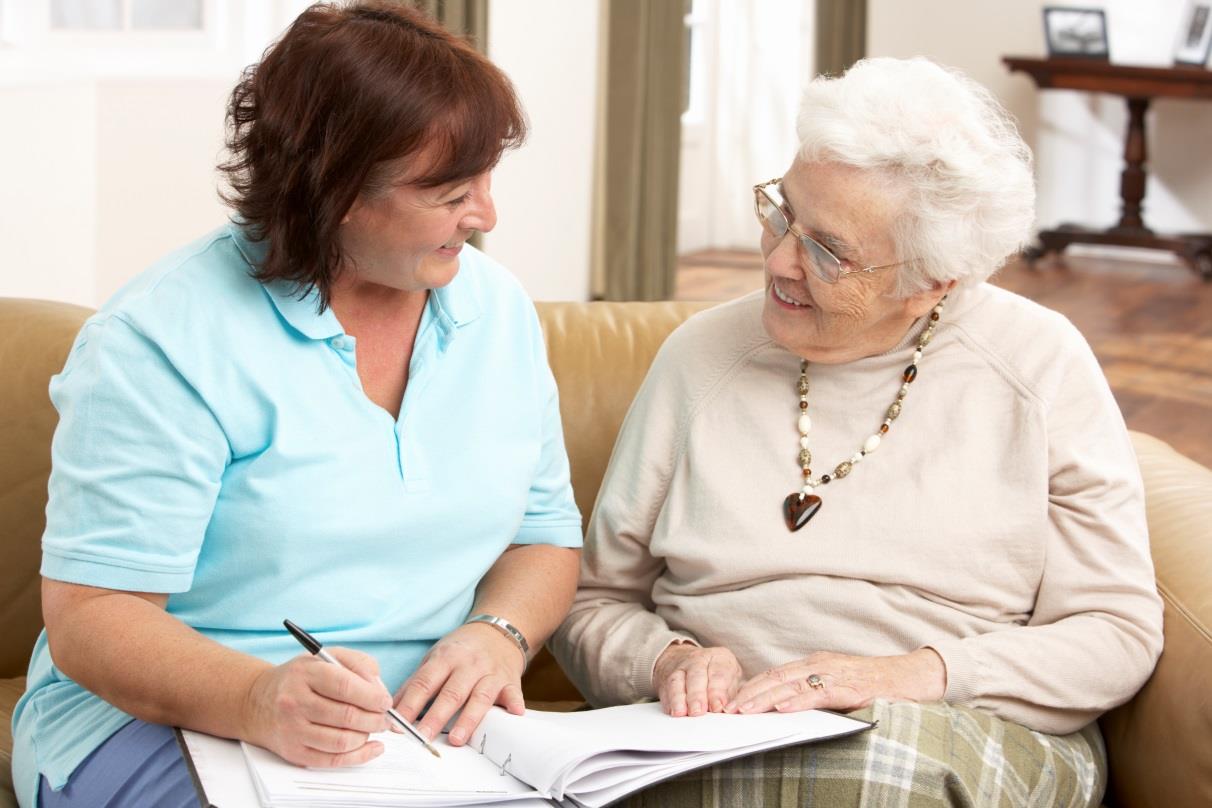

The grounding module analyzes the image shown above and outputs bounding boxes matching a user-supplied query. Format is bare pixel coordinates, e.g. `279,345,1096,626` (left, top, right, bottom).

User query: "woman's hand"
393,622,526,747
652,643,744,717
243,648,392,767
725,649,946,715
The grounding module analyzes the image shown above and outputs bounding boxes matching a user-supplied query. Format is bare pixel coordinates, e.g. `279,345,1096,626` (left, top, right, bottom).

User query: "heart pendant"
783,493,822,532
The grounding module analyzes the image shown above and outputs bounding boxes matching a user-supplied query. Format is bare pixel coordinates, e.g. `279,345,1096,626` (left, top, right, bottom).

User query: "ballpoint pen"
283,619,441,759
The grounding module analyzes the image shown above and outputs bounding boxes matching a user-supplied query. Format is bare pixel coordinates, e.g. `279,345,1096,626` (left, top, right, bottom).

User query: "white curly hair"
796,57,1035,297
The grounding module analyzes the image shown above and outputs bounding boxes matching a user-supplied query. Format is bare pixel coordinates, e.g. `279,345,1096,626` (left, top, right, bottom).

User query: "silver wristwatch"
464,613,530,658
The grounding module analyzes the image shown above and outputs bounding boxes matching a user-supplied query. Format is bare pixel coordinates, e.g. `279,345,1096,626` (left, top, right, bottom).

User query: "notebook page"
242,731,542,806
472,703,872,803
468,707,593,796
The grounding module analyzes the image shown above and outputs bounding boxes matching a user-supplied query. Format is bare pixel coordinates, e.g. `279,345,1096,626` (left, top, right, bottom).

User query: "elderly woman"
11,3,581,806
551,57,1162,807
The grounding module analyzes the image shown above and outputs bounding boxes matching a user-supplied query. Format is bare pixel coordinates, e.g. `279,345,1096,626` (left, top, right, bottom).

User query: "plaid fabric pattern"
623,700,1105,808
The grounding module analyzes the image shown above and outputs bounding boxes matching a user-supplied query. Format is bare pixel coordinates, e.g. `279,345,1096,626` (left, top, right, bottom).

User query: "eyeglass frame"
752,177,907,284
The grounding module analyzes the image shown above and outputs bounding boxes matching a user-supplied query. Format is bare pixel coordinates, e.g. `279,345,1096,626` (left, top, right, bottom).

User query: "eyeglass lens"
755,190,840,283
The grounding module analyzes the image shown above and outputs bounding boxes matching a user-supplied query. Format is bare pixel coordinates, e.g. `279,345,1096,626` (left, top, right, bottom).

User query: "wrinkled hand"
652,643,744,717
393,622,526,747
243,648,392,767
725,649,946,715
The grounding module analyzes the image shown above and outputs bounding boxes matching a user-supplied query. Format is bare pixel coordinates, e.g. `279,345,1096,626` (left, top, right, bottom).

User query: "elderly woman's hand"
724,649,946,715
653,643,744,716
392,622,526,747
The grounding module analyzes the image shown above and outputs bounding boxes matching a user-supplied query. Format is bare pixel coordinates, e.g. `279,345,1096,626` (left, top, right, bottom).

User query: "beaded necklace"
783,295,947,531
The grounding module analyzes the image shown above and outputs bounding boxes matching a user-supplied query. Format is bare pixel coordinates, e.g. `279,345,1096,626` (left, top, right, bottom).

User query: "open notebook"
182,702,872,807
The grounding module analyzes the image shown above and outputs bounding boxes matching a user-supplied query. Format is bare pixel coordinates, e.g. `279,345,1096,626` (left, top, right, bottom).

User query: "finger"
665,669,688,717
447,678,505,746
683,658,709,716
726,669,790,713
416,668,482,741
772,693,828,713
308,660,392,714
290,739,385,769
327,647,382,684
739,677,820,714
298,723,374,755
497,681,525,715
394,658,454,723
306,693,390,734
705,659,739,713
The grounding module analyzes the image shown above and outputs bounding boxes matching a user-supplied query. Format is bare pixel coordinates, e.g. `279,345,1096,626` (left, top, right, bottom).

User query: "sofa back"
4,296,1211,806
532,301,712,531
0,299,93,678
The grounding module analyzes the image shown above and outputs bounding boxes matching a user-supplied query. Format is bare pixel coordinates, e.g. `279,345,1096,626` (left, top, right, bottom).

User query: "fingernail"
449,729,466,744
690,701,701,715
740,702,753,712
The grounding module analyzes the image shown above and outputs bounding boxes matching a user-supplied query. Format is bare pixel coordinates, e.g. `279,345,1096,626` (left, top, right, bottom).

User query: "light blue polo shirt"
11,223,582,806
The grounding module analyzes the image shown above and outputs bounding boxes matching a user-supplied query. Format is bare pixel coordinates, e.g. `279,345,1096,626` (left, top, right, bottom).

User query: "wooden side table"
1004,56,1212,279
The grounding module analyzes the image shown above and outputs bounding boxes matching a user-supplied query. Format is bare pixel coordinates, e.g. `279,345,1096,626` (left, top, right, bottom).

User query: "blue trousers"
38,719,201,807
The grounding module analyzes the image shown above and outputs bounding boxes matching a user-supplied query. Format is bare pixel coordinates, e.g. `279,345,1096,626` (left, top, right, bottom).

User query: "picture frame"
1174,2,1212,67
1042,7,1110,60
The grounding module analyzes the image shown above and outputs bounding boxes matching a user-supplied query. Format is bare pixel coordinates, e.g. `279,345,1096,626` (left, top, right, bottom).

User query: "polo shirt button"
332,337,348,351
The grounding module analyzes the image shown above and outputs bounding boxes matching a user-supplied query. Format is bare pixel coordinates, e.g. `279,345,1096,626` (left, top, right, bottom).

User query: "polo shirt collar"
229,220,484,345
228,221,343,341
428,255,483,349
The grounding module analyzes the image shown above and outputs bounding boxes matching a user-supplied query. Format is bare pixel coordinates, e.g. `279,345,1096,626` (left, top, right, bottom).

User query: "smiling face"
337,161,497,293
760,159,946,364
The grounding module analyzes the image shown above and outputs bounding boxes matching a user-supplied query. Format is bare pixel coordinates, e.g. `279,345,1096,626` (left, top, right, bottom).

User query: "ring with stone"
807,673,824,690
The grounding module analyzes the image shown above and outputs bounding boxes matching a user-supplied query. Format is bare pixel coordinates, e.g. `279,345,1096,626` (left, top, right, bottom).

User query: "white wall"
678,0,816,254
0,0,599,307
483,0,599,301
868,0,1212,244
0,1,308,307
0,83,98,306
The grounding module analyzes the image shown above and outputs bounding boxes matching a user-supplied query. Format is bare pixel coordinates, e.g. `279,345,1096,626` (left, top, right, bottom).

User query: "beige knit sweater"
550,284,1163,735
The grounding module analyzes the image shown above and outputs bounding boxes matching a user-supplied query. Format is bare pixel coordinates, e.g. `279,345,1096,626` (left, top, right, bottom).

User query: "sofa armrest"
1101,432,1212,808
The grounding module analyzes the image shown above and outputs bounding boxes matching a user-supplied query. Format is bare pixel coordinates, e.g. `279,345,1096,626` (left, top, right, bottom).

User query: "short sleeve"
511,307,582,548
41,314,230,593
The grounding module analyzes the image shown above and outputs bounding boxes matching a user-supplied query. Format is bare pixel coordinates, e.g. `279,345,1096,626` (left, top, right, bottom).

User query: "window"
0,0,242,79
51,0,204,31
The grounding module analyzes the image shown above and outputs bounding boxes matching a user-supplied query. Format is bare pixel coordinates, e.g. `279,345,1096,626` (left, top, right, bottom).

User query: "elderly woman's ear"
901,279,956,319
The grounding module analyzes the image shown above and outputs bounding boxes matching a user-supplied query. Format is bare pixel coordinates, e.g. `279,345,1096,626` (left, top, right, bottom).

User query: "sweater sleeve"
549,340,701,706
927,324,1164,735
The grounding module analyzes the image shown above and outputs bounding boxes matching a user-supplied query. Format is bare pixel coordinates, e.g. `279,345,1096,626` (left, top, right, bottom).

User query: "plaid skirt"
623,700,1106,808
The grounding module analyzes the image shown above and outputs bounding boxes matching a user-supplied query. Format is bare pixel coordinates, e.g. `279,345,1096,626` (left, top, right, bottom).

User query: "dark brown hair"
219,1,526,308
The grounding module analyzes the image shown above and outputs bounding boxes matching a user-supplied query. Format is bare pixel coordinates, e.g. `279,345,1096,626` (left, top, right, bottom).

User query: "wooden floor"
676,250,1212,469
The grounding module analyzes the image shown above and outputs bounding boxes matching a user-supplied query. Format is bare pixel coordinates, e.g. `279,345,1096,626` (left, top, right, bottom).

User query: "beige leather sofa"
2,296,1210,807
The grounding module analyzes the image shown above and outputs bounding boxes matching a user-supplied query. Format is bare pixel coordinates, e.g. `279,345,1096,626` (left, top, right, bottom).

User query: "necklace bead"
787,295,947,527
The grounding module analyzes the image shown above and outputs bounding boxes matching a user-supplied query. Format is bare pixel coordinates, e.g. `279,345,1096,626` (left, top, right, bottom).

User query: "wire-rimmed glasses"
753,178,905,284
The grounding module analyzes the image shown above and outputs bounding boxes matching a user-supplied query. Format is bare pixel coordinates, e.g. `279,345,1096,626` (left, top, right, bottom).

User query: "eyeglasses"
752,178,904,284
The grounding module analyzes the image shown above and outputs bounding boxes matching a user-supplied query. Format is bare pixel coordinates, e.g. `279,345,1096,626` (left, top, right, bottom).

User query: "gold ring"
807,673,824,690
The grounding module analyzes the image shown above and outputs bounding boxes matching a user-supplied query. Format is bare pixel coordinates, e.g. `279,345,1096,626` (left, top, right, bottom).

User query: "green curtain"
815,0,866,76
408,0,489,51
593,0,688,301
407,0,488,251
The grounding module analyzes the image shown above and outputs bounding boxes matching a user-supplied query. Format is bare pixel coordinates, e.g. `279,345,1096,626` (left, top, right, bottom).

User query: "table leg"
1116,97,1150,233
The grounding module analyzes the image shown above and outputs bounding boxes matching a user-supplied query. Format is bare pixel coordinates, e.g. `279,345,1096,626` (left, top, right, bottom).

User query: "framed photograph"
1174,2,1212,67
1043,7,1110,60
